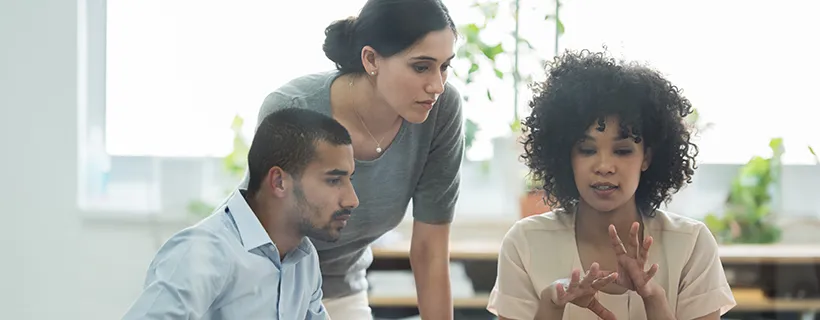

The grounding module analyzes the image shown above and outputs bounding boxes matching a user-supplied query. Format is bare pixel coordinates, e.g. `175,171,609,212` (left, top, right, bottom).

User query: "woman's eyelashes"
576,147,635,156
411,63,451,73
614,148,634,155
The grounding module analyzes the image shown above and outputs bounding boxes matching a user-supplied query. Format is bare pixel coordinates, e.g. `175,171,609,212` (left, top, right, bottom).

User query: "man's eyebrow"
325,169,351,176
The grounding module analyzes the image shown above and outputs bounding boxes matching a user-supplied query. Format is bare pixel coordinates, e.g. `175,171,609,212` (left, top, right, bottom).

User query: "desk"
369,241,820,318
369,288,820,312
372,241,820,264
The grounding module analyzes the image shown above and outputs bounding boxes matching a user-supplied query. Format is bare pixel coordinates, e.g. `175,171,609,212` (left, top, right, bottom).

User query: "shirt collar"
226,189,315,260
226,189,273,251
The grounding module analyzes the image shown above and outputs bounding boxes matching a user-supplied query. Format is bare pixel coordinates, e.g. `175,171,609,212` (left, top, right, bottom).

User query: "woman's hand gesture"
550,262,619,320
608,222,660,298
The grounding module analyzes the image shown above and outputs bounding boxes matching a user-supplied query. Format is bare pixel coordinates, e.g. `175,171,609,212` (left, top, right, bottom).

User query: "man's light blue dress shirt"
122,190,327,319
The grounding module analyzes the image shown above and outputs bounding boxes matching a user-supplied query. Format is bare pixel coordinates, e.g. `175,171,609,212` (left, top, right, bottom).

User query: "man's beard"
292,183,351,243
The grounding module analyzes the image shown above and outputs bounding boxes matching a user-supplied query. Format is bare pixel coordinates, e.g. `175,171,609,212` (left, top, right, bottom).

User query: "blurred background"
2,0,819,319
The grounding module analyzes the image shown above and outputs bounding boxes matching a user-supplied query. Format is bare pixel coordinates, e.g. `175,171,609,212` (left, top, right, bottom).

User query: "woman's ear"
361,45,379,75
642,147,652,172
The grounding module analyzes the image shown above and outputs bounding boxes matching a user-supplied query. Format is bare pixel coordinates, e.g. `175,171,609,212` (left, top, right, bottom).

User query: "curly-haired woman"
487,49,736,320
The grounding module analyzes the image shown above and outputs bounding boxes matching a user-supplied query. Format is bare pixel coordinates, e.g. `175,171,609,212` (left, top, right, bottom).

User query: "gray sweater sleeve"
411,85,465,224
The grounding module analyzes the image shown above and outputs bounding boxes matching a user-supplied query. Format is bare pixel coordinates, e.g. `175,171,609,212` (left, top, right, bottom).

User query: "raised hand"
551,262,619,320
608,222,659,298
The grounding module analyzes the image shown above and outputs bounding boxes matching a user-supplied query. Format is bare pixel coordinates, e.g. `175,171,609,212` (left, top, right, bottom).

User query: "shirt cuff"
676,285,737,320
487,288,540,320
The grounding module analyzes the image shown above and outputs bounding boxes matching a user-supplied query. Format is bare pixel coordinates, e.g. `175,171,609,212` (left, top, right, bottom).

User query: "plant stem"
512,0,520,123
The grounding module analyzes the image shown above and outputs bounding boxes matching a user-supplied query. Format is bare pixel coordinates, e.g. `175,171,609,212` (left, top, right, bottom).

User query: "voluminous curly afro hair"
520,49,698,215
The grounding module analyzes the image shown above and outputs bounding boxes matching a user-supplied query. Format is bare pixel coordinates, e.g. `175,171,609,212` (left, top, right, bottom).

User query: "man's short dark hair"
247,108,352,195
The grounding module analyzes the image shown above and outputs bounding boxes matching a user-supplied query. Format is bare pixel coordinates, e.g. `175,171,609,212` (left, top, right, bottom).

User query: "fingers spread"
639,236,652,265
581,262,600,287
591,272,618,291
644,263,659,283
629,222,640,252
608,224,627,255
569,269,581,291
555,282,567,302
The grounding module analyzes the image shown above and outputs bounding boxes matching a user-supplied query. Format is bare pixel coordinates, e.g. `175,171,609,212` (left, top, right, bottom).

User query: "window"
91,0,817,219
104,0,546,161
557,0,818,164
97,0,535,217
105,0,817,161
105,0,368,157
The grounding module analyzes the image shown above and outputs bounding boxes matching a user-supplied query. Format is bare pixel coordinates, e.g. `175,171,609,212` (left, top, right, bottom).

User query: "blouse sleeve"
676,223,737,319
411,83,464,224
487,223,541,319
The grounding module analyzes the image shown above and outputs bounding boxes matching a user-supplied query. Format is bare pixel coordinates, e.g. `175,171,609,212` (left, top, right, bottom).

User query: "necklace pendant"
376,147,383,153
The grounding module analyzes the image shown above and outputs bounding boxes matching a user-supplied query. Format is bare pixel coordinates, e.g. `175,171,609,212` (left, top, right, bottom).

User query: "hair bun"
323,17,358,71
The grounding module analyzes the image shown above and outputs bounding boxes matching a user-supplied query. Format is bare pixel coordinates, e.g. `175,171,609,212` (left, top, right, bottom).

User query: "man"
122,108,359,319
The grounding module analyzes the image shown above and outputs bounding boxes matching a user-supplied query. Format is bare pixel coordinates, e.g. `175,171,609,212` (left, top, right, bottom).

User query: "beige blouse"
486,209,736,320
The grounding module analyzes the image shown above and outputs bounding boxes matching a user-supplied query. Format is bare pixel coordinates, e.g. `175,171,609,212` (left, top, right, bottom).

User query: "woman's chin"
399,107,431,124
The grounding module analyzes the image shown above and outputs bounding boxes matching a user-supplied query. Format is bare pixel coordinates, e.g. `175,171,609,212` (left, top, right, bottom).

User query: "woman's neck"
574,199,642,246
332,74,401,135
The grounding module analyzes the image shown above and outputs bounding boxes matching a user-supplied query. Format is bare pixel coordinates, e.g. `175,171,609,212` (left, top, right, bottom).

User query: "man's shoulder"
156,212,238,261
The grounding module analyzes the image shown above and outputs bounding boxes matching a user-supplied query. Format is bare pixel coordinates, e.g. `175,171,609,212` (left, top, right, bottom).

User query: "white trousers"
322,290,373,320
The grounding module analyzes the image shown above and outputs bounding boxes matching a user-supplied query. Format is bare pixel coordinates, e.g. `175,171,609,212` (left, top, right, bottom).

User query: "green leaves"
703,137,784,244
544,14,565,35
471,1,500,20
455,0,565,152
457,22,506,86
223,114,250,179
465,118,479,150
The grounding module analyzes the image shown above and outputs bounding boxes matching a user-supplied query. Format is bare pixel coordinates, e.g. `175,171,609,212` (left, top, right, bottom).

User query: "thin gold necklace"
348,80,386,153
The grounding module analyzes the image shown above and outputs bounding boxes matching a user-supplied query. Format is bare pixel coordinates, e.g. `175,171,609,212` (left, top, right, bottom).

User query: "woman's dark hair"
322,0,457,75
520,49,699,215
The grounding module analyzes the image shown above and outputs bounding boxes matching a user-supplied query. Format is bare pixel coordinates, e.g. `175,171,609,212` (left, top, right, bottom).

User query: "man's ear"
266,166,290,198
642,147,652,172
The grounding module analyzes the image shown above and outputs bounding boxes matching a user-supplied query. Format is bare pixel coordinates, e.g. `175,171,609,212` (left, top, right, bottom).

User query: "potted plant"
519,173,552,218
703,138,785,244
453,0,563,156
187,114,250,217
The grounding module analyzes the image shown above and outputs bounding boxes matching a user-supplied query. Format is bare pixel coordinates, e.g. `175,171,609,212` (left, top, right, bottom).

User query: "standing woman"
245,0,463,319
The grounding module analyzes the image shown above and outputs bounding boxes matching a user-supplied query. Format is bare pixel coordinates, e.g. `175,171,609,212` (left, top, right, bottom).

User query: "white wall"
0,0,157,318
2,0,84,318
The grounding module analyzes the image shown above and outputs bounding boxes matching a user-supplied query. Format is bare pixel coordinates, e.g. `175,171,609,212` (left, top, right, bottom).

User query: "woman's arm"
643,287,721,319
641,285,676,320
410,221,453,320
409,84,465,320
532,294,565,320
497,298,564,320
